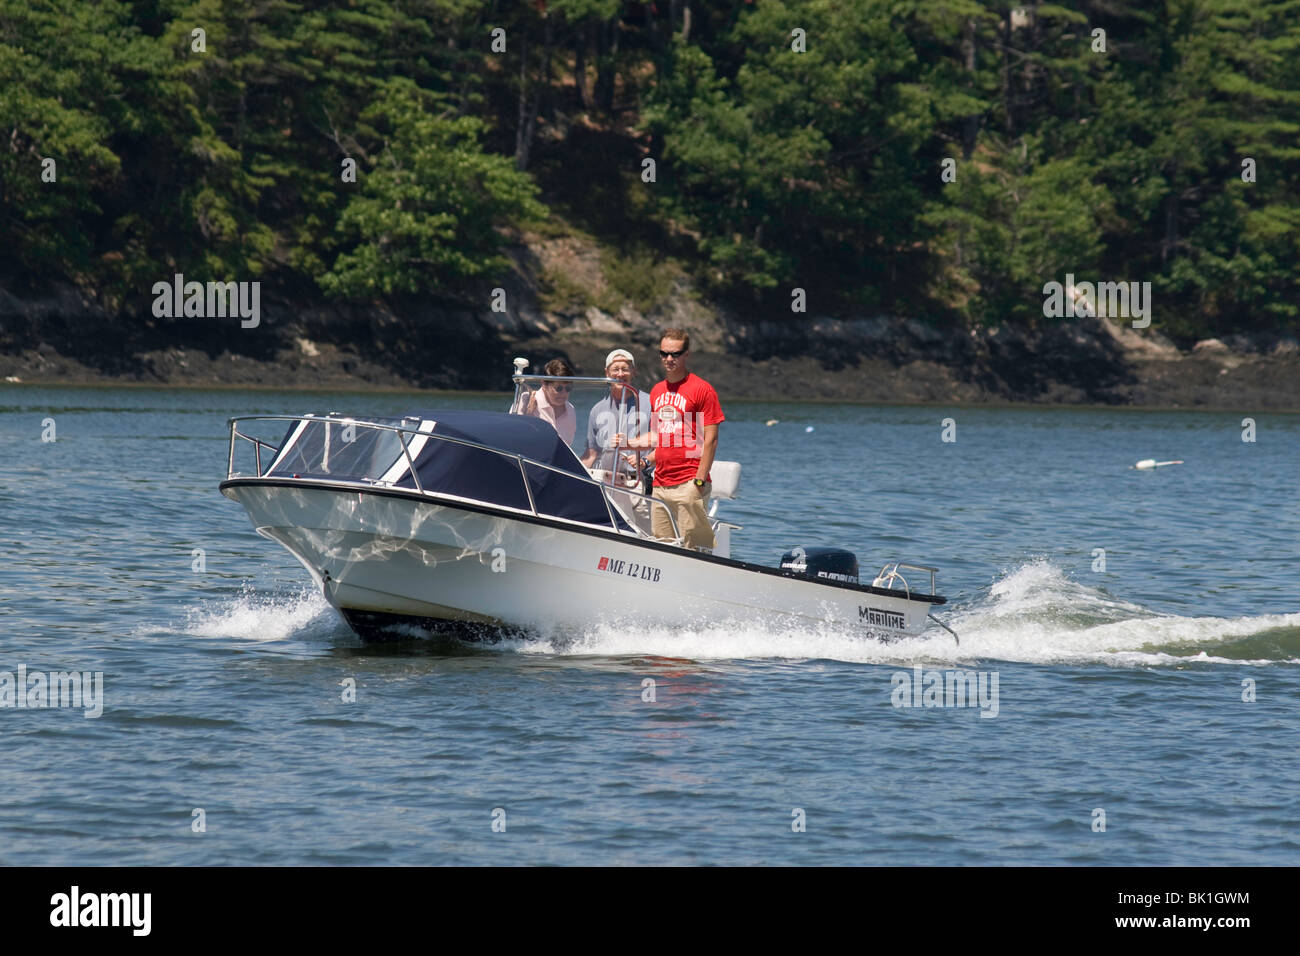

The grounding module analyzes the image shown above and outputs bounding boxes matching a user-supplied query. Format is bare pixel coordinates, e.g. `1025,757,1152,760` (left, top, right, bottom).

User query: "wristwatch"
692,478,705,489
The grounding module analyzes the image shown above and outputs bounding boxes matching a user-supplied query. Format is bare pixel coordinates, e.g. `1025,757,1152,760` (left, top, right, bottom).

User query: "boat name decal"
597,556,661,583
858,606,906,630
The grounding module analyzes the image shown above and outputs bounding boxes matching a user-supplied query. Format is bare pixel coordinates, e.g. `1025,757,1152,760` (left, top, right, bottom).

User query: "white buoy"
1134,458,1184,470
805,426,814,433
765,419,779,426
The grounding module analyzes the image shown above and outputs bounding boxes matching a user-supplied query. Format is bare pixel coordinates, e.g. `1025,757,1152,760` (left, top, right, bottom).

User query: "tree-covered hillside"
2,0,1297,342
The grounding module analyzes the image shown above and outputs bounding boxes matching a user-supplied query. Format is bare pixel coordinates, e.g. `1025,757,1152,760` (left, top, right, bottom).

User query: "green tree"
646,0,933,302
0,1,128,287
320,79,545,297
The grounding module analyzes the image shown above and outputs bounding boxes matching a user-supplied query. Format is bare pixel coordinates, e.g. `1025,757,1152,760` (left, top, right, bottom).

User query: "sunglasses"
545,383,572,393
659,348,687,358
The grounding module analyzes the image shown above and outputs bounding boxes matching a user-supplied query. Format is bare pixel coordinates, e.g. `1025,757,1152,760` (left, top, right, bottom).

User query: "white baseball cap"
605,349,636,368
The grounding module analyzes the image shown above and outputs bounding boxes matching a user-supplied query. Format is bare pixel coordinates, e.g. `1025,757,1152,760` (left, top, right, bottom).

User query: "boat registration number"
597,556,661,583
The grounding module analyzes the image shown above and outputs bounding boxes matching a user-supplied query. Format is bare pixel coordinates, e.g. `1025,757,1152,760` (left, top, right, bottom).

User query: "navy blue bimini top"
268,409,624,529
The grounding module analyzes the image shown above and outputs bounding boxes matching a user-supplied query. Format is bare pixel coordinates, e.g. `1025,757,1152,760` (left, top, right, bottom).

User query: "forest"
2,0,1297,343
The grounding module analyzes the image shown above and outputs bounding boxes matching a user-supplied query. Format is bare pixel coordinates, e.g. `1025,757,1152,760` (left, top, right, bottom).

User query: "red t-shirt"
650,372,725,487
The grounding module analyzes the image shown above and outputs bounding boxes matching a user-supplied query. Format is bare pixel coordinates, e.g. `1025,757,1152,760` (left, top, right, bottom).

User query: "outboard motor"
779,547,859,584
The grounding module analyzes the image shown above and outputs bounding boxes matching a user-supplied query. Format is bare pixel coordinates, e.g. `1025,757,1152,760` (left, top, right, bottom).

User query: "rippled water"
2,385,1297,865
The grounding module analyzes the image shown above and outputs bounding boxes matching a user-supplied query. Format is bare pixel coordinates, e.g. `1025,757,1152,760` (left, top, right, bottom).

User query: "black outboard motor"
779,547,859,584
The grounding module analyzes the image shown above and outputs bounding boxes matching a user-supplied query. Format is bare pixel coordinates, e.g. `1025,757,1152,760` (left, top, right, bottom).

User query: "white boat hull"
221,480,942,641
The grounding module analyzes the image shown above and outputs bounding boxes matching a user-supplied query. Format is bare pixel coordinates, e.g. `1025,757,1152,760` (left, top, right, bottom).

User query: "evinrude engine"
779,547,859,584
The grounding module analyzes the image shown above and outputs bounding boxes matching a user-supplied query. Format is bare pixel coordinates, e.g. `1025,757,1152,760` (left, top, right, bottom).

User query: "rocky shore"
3,265,1298,410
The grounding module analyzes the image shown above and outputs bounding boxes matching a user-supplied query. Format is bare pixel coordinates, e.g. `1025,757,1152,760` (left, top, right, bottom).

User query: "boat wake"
938,560,1300,667
164,562,1299,667
175,583,340,643
516,560,1300,667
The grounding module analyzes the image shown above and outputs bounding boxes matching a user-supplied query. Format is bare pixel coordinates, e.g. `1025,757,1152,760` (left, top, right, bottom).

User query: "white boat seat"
709,460,741,500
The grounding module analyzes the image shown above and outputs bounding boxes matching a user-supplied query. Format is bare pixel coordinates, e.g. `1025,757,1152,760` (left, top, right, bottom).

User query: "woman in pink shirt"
524,358,577,447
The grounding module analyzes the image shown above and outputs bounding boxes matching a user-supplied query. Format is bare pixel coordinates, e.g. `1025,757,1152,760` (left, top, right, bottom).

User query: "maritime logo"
891,666,999,718
49,886,151,936
859,606,906,629
857,606,907,642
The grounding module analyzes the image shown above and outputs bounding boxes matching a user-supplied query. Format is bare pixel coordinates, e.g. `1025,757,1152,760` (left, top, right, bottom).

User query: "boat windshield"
265,416,411,482
510,374,652,491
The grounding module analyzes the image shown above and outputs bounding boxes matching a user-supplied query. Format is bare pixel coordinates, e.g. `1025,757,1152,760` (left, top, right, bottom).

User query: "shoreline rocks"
3,279,1297,410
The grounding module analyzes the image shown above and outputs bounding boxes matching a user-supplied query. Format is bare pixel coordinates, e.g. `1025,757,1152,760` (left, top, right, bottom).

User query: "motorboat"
219,360,953,643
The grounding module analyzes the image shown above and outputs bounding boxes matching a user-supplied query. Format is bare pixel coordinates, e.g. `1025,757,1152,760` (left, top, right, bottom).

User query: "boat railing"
871,562,939,598
225,415,681,545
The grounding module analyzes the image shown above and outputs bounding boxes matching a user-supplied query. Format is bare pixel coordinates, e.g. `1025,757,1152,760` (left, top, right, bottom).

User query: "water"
2,385,1297,865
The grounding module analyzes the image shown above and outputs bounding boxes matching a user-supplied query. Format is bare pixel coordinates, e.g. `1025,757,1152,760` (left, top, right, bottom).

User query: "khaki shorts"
652,481,714,551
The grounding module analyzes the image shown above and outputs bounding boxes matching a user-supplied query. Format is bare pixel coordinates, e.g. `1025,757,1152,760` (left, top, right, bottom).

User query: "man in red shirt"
618,328,724,550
